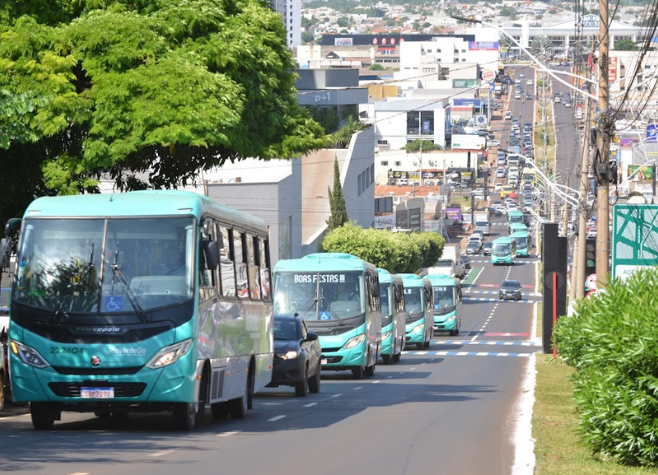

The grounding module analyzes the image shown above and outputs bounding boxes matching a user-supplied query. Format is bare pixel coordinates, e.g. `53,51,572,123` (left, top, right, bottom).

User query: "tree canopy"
0,0,328,223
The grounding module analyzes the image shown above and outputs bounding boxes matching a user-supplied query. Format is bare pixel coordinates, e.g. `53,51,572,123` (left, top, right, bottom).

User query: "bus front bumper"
318,335,368,370
434,311,457,332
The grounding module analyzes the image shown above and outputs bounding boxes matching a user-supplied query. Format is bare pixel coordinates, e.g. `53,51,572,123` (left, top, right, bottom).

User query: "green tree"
331,115,367,148
0,0,329,217
336,16,350,28
301,30,315,44
614,38,638,51
369,63,385,71
326,157,348,230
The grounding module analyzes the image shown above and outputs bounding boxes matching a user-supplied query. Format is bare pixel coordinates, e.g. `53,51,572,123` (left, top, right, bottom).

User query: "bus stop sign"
612,204,658,279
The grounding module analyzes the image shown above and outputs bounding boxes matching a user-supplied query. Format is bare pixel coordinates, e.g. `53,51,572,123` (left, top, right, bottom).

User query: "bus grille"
48,382,146,398
51,367,142,376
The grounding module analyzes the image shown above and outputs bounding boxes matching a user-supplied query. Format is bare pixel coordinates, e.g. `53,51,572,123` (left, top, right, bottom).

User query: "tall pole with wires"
596,0,611,289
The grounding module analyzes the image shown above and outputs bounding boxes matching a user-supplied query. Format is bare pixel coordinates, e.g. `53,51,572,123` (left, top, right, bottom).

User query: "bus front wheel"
352,366,365,379
31,402,57,430
172,402,198,431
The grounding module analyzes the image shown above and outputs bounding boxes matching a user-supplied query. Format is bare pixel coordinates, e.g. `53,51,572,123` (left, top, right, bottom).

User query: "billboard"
468,41,499,51
453,79,477,89
628,164,655,181
609,57,618,83
451,134,486,150
445,207,462,223
374,214,396,230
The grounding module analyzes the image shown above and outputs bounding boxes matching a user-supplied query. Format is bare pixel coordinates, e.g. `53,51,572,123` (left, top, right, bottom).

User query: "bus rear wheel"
382,354,392,365
30,402,57,430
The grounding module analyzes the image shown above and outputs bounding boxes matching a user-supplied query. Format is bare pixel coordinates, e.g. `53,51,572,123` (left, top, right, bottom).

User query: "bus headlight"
10,340,50,369
445,315,456,323
146,339,193,369
410,323,424,334
343,334,365,349
381,331,392,341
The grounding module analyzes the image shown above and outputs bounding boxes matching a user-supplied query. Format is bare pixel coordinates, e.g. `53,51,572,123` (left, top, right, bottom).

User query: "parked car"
482,241,493,256
460,255,471,270
269,315,322,396
499,279,523,300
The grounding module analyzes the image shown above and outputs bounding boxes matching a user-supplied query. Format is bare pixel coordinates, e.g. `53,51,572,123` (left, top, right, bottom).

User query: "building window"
407,111,434,136
395,161,401,166
381,160,389,166
462,58,466,62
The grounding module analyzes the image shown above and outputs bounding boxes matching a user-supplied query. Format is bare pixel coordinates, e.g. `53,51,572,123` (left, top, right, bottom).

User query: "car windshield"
274,319,299,340
502,281,521,290
13,217,195,314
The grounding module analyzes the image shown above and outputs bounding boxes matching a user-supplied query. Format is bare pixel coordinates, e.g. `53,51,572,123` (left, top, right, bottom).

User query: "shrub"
554,268,658,467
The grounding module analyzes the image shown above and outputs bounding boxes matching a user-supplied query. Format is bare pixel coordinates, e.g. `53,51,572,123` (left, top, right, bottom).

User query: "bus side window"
234,230,249,300
199,219,217,301
219,226,236,297
246,234,260,300
259,238,271,302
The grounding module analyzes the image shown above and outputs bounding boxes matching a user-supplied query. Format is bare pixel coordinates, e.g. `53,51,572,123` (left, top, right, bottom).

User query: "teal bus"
398,274,433,350
507,210,525,233
509,222,528,235
377,269,406,364
7,191,273,430
511,231,530,257
425,274,462,336
273,253,381,379
491,236,517,265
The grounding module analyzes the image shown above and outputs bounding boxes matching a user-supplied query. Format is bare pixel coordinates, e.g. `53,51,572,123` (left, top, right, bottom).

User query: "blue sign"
646,124,656,143
104,296,123,312
468,41,499,51
453,98,483,107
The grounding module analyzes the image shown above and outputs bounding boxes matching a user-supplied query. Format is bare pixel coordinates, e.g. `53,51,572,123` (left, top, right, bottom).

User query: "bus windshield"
492,242,513,256
14,217,195,314
509,214,524,224
433,286,456,314
404,287,424,314
273,271,365,320
514,236,528,248
379,282,392,326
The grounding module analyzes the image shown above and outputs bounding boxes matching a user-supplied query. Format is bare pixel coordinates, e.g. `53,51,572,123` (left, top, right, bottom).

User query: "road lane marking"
303,403,317,408
331,393,342,398
353,386,363,390
268,415,286,422
217,431,241,437
149,449,177,457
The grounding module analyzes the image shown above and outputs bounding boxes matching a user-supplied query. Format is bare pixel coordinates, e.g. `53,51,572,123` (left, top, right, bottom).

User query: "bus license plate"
80,387,114,399
321,358,327,365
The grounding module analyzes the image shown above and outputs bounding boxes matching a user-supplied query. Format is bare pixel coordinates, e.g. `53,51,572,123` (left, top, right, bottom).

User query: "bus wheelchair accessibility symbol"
104,296,123,312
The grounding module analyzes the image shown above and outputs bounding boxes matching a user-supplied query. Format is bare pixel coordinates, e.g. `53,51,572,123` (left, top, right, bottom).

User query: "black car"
499,279,523,301
269,315,322,396
482,241,493,256
460,254,471,270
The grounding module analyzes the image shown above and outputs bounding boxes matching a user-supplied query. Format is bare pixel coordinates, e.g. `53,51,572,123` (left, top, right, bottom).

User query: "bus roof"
425,274,458,286
510,231,529,238
22,191,268,235
398,273,430,288
275,255,371,273
507,210,524,217
377,268,402,285
493,236,515,244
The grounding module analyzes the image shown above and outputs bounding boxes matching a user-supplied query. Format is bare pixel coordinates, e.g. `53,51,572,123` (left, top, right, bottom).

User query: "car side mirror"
306,332,318,341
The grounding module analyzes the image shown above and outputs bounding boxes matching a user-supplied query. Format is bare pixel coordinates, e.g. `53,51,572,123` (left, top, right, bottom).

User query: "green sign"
612,204,658,279
453,79,477,89
627,165,655,181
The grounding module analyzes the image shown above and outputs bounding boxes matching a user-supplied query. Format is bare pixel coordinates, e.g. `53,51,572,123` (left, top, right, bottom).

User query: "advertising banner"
646,123,657,143
374,214,396,230
609,57,618,83
452,79,477,89
628,165,655,181
334,38,354,46
445,207,462,223
468,41,499,51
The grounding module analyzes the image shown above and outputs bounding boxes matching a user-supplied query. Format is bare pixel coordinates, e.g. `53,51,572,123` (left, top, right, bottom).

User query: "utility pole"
596,0,611,288
576,98,591,299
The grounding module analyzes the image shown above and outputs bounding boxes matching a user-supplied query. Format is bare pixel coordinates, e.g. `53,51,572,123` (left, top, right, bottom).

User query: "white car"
526,79,533,86
489,139,500,147
554,96,561,103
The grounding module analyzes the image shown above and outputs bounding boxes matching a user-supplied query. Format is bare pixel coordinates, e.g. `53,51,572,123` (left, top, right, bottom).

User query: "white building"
271,0,301,49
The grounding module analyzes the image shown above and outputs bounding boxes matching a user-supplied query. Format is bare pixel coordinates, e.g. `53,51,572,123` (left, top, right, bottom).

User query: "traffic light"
585,238,596,278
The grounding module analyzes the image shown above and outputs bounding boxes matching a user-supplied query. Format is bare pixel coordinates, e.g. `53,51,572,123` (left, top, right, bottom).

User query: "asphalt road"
0,214,539,475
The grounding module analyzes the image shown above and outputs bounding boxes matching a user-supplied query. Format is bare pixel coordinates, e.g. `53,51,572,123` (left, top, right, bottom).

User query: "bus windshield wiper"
111,244,148,323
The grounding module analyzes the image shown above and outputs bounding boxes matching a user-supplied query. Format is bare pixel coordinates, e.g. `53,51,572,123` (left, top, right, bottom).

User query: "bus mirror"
394,287,402,303
0,237,12,269
5,218,21,237
203,240,219,271
202,219,213,237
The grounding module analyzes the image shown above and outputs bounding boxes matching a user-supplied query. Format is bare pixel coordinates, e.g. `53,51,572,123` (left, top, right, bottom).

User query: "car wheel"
295,367,309,397
365,363,375,377
308,363,321,394
392,352,401,363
